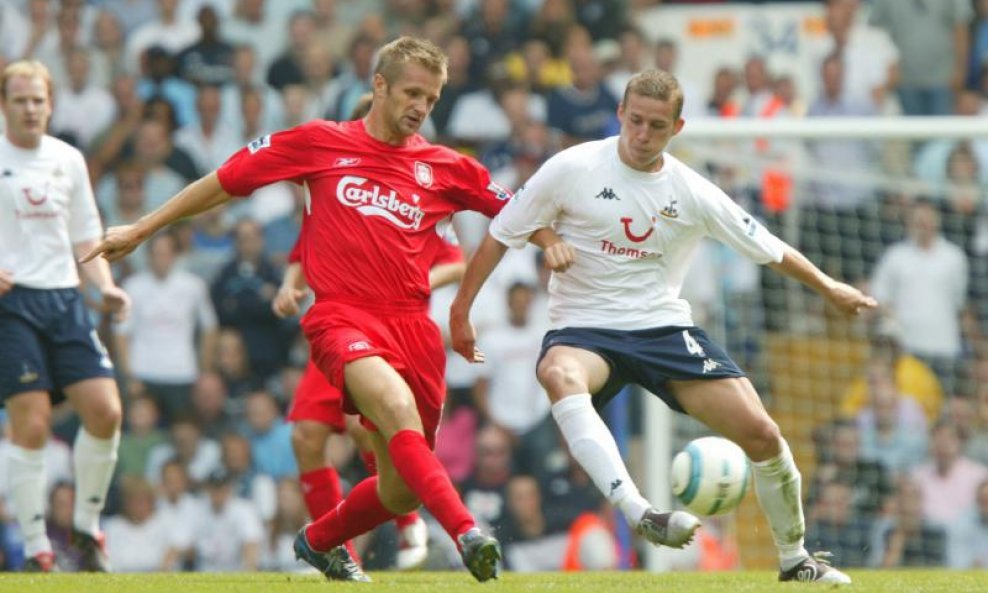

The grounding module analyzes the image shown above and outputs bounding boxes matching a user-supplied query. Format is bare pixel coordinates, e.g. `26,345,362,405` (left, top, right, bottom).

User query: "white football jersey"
0,135,103,289
489,136,785,330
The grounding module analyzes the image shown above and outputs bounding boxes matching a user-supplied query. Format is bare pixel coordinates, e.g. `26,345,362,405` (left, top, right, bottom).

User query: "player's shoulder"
39,135,85,161
541,136,615,177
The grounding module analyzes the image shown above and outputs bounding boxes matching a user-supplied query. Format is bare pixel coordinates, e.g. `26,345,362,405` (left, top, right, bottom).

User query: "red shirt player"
84,36,563,583
276,229,465,570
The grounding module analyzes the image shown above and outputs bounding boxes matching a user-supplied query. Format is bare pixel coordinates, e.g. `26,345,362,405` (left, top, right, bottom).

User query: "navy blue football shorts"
538,325,744,414
0,286,114,402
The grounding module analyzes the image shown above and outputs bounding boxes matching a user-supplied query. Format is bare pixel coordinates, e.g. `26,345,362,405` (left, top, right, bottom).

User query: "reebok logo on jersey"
348,341,371,352
247,134,271,154
337,176,426,230
334,157,361,167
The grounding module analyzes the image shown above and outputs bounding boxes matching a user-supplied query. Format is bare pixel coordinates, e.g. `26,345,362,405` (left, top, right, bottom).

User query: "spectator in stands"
190,469,263,572
241,390,296,481
946,479,988,568
841,328,944,423
805,480,872,568
190,371,237,439
911,420,988,527
155,459,197,567
220,433,277,523
103,161,148,231
175,5,234,87
871,199,970,393
297,40,342,121
462,0,526,88
476,283,560,482
604,26,649,103
125,0,198,73
914,91,988,189
103,477,179,572
49,47,115,150
264,478,309,571
546,45,618,147
136,46,197,127
431,35,474,139
31,4,83,90
330,33,376,122
174,85,241,173
740,55,776,117
448,78,542,148
965,385,988,465
214,328,255,398
653,38,702,119
220,45,282,135
130,117,200,207
89,10,127,88
873,477,947,567
529,0,577,59
265,11,316,91
855,361,929,473
146,417,222,487
116,232,219,421
808,419,894,520
870,0,973,116
311,0,353,62
89,73,143,183
46,482,81,572
211,220,292,379
461,424,516,535
706,67,740,117
814,0,899,111
500,475,572,572
223,0,284,72
116,396,168,480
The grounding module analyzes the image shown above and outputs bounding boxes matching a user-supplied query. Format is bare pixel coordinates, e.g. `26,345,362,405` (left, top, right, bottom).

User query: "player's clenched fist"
542,241,576,272
272,286,309,318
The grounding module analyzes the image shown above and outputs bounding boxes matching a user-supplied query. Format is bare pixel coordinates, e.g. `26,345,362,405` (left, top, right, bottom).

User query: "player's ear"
673,117,685,136
372,73,388,99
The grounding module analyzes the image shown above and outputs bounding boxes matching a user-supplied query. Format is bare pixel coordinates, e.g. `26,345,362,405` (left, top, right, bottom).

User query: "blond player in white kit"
451,69,875,584
0,61,128,572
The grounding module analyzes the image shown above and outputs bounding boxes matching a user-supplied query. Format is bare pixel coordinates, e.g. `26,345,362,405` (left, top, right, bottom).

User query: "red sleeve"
216,121,324,197
430,237,463,267
447,154,514,217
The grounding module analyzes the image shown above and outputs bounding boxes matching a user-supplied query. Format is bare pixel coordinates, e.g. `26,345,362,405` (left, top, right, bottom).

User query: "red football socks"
387,429,475,541
360,451,378,476
299,467,343,521
306,476,396,552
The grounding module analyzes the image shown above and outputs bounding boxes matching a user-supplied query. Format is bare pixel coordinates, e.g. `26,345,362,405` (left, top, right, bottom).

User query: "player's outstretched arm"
450,232,511,363
769,243,878,315
81,172,231,263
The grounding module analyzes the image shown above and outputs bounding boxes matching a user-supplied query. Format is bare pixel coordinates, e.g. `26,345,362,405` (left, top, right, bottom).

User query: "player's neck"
617,141,664,173
364,113,408,146
5,131,42,150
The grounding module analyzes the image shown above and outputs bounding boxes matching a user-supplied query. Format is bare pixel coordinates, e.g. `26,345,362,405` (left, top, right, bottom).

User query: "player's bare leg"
346,415,428,570
538,346,699,548
65,378,122,572
5,391,56,571
671,377,850,584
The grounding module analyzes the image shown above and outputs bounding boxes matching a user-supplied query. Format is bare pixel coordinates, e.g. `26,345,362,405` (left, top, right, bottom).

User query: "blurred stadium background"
1,0,987,577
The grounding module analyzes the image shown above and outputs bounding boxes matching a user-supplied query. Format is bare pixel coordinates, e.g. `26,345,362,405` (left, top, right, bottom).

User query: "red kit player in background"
83,36,569,582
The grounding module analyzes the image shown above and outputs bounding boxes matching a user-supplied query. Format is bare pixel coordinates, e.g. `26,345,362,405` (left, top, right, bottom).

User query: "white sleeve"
692,171,784,264
67,148,104,243
488,154,566,249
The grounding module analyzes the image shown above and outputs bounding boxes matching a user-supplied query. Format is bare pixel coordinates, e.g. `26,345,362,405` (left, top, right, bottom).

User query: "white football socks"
72,429,120,536
551,394,651,527
7,444,51,557
750,438,809,570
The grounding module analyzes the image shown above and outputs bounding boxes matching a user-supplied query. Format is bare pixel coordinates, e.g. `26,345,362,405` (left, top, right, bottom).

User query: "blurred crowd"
1,0,987,573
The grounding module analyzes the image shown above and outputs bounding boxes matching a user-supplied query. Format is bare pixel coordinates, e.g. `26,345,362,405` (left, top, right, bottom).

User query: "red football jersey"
218,119,509,310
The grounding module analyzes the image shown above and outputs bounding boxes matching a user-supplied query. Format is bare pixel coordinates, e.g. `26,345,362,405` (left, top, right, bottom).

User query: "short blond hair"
374,36,448,85
623,69,684,119
1,60,54,101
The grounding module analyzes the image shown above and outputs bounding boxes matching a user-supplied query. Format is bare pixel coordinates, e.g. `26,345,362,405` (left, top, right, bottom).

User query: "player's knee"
379,486,420,515
15,414,51,448
291,422,327,459
81,396,122,437
537,360,585,396
743,418,782,460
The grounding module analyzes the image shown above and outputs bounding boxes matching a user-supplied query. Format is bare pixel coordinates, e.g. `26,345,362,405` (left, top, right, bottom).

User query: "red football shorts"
301,300,447,448
287,359,346,433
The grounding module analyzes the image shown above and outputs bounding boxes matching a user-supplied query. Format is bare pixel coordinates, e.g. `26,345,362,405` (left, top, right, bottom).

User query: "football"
671,436,751,516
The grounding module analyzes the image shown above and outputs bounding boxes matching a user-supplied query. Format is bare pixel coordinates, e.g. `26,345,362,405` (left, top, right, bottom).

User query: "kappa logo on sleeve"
247,134,271,154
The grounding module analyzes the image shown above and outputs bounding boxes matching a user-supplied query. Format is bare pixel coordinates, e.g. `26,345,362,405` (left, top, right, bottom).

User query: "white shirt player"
0,135,103,289
489,136,785,331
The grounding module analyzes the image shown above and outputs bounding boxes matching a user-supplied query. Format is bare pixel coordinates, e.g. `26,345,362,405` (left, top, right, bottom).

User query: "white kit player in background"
0,60,129,572
451,69,875,584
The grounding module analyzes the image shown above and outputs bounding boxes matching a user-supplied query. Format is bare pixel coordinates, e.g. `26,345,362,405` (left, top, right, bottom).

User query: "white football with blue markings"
671,436,750,516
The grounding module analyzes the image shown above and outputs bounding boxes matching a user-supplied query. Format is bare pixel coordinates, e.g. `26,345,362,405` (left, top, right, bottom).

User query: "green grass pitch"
0,570,984,593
